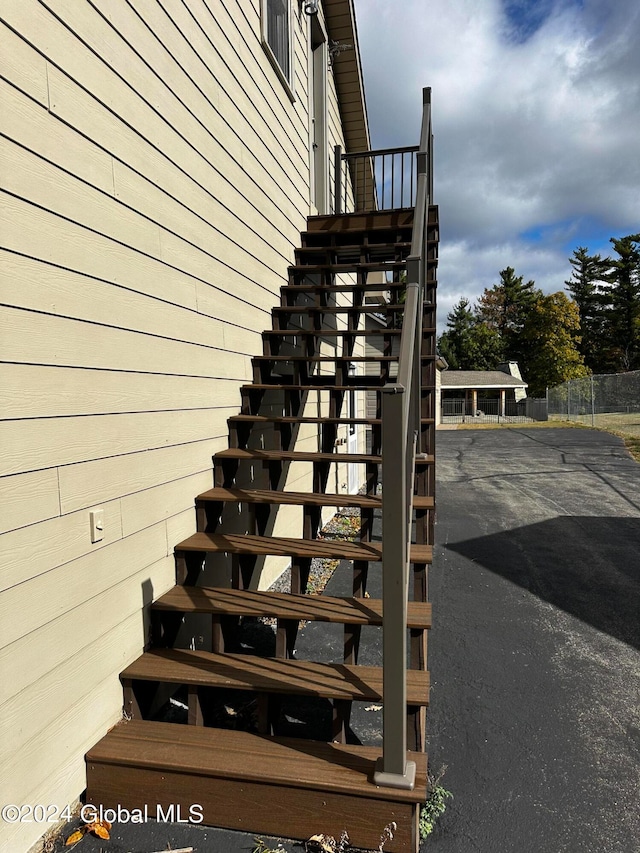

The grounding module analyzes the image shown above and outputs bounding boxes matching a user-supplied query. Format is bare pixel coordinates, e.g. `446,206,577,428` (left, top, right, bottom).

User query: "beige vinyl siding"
0,0,359,846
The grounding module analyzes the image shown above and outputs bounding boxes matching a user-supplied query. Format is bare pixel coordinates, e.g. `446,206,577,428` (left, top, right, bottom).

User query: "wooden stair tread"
289,262,406,274
273,304,405,313
228,415,435,425
217,447,382,462
86,719,427,803
263,328,404,336
230,414,382,424
243,382,392,391
296,240,412,254
175,532,433,563
215,448,434,465
121,648,430,704
280,282,407,293
305,210,415,234
242,383,397,391
153,586,432,628
263,328,435,338
253,354,399,361
196,486,434,509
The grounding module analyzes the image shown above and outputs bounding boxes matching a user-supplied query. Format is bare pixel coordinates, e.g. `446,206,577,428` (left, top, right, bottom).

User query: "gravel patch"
268,506,362,596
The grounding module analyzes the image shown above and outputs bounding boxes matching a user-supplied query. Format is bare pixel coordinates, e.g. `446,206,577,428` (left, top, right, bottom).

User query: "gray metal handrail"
374,87,432,791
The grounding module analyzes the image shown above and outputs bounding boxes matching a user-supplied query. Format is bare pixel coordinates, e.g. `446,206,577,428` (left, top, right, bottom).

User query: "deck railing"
374,87,433,790
333,144,421,213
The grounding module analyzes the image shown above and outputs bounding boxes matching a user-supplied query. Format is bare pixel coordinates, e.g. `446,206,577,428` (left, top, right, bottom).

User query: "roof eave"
323,0,371,154
440,384,528,390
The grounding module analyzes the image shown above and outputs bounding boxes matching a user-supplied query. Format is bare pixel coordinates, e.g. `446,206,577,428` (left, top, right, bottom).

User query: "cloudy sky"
354,0,640,331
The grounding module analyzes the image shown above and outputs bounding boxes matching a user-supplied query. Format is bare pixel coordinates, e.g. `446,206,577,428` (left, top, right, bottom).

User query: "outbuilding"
440,361,528,419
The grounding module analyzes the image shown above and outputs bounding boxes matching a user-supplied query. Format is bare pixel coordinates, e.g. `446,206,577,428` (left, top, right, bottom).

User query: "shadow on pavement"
447,515,640,650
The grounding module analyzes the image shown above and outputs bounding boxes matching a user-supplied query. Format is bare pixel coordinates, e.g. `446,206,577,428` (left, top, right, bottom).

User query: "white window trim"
261,0,296,102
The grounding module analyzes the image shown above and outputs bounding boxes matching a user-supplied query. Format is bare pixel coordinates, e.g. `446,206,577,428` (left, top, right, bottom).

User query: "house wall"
0,1,356,849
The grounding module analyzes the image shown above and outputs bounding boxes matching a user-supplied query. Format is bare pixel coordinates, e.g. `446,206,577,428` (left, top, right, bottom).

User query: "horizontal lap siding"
0,0,355,846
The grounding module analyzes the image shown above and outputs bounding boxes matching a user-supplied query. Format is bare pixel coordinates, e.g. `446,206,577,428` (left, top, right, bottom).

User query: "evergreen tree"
564,247,610,372
476,266,540,371
437,298,504,369
605,234,640,371
437,299,474,369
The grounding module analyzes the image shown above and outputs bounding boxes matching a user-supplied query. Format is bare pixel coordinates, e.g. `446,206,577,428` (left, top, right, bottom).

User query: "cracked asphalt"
426,428,640,853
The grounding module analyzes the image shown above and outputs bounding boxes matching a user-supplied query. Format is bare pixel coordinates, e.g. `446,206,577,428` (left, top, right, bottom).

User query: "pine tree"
564,247,610,372
437,299,474,369
605,234,640,371
437,299,504,369
476,267,540,371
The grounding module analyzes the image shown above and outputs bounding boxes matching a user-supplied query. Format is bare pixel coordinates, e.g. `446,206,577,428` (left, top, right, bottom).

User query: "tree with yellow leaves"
521,292,590,396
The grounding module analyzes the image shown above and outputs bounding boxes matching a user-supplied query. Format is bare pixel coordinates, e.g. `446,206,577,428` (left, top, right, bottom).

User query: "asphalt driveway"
427,428,640,853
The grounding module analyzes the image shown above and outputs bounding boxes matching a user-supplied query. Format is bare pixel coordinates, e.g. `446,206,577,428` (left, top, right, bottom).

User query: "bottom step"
86,720,427,853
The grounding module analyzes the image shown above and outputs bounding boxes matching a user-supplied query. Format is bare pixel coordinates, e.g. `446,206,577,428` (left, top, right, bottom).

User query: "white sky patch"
354,0,640,327
438,238,567,332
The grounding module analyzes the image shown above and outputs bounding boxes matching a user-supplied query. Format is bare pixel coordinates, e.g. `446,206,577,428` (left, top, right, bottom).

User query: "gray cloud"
354,0,640,330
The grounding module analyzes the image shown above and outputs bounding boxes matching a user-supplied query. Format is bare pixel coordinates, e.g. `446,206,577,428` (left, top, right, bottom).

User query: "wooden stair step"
121,648,430,705
229,414,382,425
153,586,432,628
305,210,415,234
263,328,435,337
280,282,408,294
253,354,399,362
196,486,434,510
289,262,407,275
263,328,404,337
295,240,412,256
228,415,435,426
86,720,426,852
273,304,405,314
175,532,433,563
215,448,434,465
243,381,392,391
241,382,397,391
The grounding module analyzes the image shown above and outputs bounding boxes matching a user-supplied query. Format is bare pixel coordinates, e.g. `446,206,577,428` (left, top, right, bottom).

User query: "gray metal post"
374,385,416,789
591,374,595,426
334,145,343,214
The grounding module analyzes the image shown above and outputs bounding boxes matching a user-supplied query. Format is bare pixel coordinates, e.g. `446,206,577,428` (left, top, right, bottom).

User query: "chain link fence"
441,397,548,424
547,370,640,436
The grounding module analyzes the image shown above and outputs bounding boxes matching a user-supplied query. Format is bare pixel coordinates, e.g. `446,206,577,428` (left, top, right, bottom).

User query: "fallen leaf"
65,830,84,845
306,833,335,853
86,820,111,839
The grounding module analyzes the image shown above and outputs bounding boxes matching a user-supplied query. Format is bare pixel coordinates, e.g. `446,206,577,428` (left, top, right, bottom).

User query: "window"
262,0,295,99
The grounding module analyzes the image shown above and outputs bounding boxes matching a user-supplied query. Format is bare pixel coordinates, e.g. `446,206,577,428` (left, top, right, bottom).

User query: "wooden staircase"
86,207,438,853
